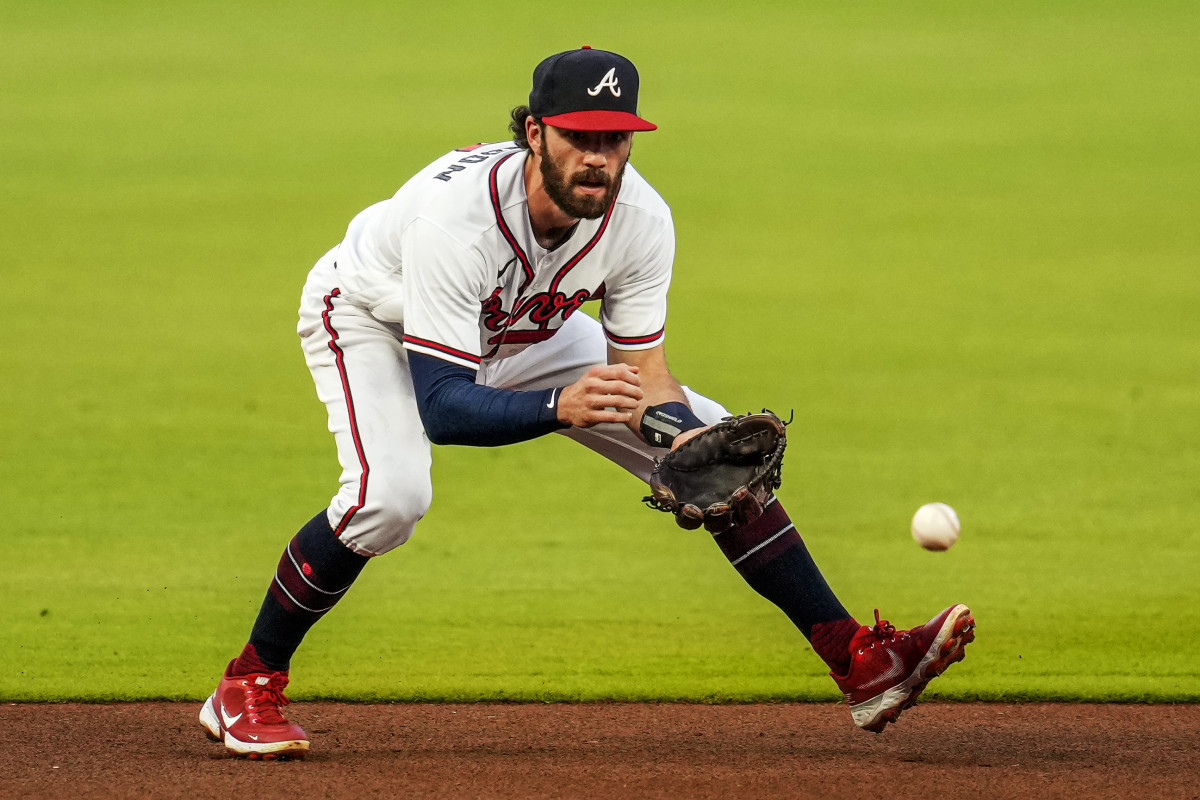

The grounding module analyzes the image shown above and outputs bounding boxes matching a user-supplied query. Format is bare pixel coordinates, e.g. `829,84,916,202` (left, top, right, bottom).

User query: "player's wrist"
542,387,569,428
670,426,707,450
639,401,704,448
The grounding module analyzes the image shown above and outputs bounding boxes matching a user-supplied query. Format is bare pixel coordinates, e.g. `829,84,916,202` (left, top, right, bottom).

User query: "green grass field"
2,1,1197,703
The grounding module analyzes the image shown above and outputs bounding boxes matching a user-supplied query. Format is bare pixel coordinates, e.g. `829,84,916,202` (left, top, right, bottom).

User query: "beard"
539,147,625,220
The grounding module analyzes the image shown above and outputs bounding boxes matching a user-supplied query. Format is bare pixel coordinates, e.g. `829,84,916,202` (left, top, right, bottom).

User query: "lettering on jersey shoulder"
434,145,521,182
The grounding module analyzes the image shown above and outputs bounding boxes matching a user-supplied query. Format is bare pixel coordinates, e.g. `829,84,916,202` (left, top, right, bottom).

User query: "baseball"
911,503,960,550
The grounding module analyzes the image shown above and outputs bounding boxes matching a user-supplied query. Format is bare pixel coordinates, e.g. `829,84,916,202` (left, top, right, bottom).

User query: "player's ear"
526,116,545,157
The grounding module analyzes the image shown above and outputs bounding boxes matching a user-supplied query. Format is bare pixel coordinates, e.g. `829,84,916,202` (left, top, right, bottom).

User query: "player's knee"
334,469,433,555
367,476,433,546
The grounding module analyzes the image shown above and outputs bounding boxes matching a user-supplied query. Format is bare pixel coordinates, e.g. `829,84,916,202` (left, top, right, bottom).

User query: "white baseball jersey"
330,142,675,369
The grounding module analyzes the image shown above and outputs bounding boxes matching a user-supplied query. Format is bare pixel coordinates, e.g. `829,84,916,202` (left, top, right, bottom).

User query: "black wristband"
640,401,705,448
538,387,569,429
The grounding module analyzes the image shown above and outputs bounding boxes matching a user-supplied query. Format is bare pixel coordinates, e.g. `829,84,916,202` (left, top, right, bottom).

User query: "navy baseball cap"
529,46,657,132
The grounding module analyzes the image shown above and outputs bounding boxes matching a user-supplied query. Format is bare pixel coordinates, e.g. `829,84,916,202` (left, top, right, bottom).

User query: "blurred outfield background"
1,1,1196,702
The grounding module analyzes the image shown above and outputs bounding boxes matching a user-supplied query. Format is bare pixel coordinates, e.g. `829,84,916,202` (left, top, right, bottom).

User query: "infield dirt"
2,702,1196,799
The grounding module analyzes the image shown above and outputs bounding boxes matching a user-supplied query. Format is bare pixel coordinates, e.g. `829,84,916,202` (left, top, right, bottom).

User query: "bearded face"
538,133,627,220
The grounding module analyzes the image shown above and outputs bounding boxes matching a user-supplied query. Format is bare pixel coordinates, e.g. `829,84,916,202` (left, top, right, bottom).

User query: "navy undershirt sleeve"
407,351,568,446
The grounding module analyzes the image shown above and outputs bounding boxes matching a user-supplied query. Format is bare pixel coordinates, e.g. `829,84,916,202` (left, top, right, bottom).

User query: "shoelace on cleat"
871,609,897,640
244,673,291,725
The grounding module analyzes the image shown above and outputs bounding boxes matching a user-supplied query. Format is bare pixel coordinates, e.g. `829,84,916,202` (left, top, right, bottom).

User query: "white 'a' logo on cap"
587,68,622,98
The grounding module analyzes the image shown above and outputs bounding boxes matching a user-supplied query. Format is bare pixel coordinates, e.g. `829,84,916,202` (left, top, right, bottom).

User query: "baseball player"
199,47,974,759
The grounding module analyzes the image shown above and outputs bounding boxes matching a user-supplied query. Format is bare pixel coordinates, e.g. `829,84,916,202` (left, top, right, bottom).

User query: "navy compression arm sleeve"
407,351,567,446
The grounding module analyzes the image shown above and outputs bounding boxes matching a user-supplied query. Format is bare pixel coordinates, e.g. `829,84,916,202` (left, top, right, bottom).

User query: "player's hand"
557,364,643,428
670,425,710,451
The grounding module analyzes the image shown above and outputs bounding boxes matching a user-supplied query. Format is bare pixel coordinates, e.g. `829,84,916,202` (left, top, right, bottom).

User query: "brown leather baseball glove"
644,411,787,533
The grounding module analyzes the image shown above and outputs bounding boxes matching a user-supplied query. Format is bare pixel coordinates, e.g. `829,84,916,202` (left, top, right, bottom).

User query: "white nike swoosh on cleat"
247,734,259,741
220,703,243,728
858,649,908,692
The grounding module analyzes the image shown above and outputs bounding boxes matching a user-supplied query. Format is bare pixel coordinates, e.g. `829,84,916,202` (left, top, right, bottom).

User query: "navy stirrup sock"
712,499,859,672
233,511,370,674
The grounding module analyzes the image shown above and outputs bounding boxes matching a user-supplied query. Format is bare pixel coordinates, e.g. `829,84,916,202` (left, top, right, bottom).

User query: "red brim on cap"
541,109,657,132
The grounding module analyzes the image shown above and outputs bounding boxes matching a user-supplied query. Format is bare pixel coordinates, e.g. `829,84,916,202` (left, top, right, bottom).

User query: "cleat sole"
234,748,306,761
223,731,310,760
198,695,223,742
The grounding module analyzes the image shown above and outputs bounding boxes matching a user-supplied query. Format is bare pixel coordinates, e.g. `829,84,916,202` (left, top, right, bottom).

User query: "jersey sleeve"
399,217,489,369
407,352,565,446
599,218,674,350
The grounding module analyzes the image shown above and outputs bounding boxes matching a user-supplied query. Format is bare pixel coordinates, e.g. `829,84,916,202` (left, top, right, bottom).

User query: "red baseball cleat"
831,604,975,732
199,661,310,759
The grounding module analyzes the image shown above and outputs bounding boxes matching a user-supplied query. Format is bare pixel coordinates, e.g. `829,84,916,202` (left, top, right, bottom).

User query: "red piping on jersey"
605,327,665,346
488,153,535,292
322,289,370,537
402,334,482,366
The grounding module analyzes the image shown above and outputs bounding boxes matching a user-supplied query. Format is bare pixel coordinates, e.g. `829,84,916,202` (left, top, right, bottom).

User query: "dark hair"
509,105,540,150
